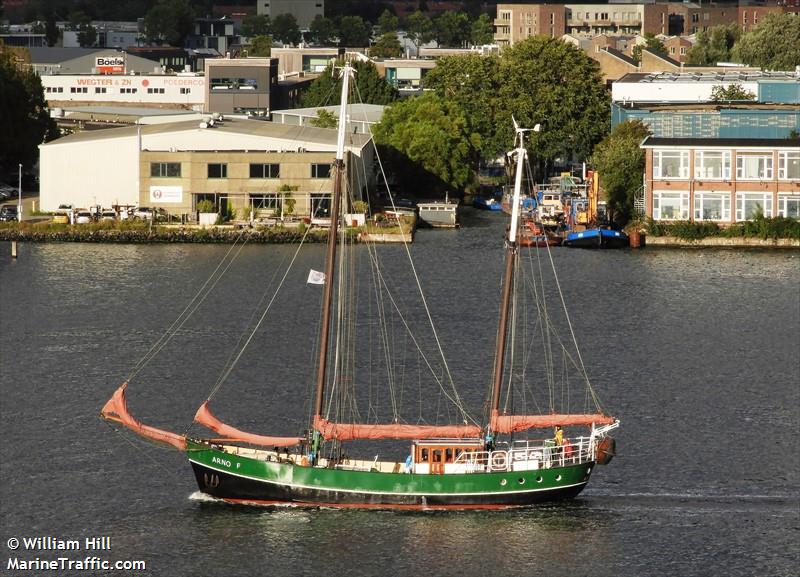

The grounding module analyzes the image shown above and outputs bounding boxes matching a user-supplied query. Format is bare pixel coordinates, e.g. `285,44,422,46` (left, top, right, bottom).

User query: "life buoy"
491,452,507,470
300,455,309,467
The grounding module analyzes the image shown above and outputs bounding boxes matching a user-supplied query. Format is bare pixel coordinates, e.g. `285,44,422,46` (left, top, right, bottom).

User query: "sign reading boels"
95,56,125,74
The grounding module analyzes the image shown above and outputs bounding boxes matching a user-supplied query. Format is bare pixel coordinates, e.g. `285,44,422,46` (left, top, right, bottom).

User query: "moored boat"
563,228,629,249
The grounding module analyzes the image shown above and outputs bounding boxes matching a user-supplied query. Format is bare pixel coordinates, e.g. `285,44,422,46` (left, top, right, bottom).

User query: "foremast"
311,64,353,457
489,121,537,435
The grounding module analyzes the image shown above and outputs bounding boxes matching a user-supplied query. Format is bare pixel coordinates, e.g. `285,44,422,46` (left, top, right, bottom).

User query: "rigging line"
543,237,605,413
363,115,468,420
364,247,477,426
518,258,544,415
200,223,316,407
197,233,300,412
103,421,182,475
126,229,248,381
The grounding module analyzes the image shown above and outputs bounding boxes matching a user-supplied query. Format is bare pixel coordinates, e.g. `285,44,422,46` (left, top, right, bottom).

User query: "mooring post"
12,240,18,258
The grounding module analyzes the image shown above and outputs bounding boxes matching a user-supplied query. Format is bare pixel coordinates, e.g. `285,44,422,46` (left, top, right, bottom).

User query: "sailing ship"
101,66,619,509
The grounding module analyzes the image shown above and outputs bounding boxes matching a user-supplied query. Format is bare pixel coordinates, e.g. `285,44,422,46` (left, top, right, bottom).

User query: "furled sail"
490,410,615,433
194,401,302,448
101,383,187,451
314,417,482,441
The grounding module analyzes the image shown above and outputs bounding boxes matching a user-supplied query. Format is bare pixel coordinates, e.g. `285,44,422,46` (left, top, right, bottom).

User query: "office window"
250,193,282,213
778,151,800,180
180,87,191,94
311,163,331,178
736,192,773,220
150,162,181,178
736,153,773,180
653,191,689,220
653,150,689,179
208,163,228,178
249,163,280,179
694,192,731,221
778,194,800,218
694,151,731,180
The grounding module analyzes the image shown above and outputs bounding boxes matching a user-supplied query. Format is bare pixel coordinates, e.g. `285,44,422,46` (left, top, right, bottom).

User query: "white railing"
452,436,598,473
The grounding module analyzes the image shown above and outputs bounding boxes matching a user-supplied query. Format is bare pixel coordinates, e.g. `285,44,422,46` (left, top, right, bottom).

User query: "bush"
645,215,800,240
196,200,214,213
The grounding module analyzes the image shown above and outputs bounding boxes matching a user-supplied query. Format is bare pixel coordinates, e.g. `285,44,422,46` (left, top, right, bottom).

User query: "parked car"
52,213,70,224
0,205,19,221
0,185,15,200
56,204,74,213
131,206,153,220
100,210,117,222
74,210,93,224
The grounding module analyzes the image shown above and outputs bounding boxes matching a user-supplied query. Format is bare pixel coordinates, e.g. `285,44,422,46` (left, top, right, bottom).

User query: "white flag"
307,269,326,285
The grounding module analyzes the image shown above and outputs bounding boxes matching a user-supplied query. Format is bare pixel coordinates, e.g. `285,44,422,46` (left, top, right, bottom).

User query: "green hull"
187,441,595,509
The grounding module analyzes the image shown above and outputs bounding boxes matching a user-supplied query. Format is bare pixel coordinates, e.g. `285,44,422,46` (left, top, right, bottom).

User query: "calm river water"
1,209,798,577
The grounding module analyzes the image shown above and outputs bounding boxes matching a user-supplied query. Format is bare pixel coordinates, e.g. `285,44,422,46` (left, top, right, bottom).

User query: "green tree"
470,13,494,46
374,93,476,194
309,109,338,128
589,120,651,225
405,11,434,55
370,32,402,59
144,0,194,46
242,14,270,38
378,9,398,35
308,15,336,45
731,13,800,70
77,23,97,47
710,84,756,101
272,13,301,46
687,23,739,66
497,37,610,175
423,53,499,166
45,14,60,46
247,35,272,57
338,15,371,47
631,33,667,64
0,45,58,177
434,12,470,47
300,60,397,107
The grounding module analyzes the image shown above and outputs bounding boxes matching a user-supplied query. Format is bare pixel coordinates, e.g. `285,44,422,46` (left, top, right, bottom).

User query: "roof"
619,70,799,83
603,47,637,66
641,136,800,148
43,117,373,149
28,47,105,64
272,103,385,124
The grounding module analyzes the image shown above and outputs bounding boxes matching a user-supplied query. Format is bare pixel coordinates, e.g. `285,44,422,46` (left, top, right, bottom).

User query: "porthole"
536,476,543,483
518,478,525,485
555,474,562,481
500,478,507,486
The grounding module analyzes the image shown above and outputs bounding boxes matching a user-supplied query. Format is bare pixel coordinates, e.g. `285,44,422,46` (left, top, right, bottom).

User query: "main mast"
313,64,353,420
489,121,539,423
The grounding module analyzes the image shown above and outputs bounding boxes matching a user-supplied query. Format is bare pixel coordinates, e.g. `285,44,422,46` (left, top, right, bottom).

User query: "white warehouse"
38,117,376,219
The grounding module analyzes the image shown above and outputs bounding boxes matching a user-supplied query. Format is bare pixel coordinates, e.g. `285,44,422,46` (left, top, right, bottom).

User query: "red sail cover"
101,383,187,451
314,417,482,441
491,411,615,433
194,401,302,448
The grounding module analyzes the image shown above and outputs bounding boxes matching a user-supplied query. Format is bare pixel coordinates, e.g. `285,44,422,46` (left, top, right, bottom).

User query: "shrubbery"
645,215,800,241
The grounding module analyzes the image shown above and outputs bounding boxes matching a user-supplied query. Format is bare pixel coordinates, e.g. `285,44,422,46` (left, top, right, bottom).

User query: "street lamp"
18,163,22,222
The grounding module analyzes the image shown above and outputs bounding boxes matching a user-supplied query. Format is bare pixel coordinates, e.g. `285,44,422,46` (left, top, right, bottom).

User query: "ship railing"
457,436,598,472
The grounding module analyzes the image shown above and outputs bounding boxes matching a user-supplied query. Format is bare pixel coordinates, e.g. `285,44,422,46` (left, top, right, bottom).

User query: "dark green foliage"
247,35,272,57
309,109,338,128
370,32,402,59
687,24,740,66
470,13,494,45
272,13,301,46
710,84,756,101
338,15,371,47
77,23,97,47
308,15,336,45
404,11,434,52
143,0,194,46
242,15,270,38
45,14,60,46
0,46,58,177
434,12,470,47
645,215,800,240
589,120,651,225
374,93,477,195
377,10,398,35
300,60,397,108
632,33,667,64
732,13,800,69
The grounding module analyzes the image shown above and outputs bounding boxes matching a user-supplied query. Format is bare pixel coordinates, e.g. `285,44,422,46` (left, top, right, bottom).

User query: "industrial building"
38,117,376,221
